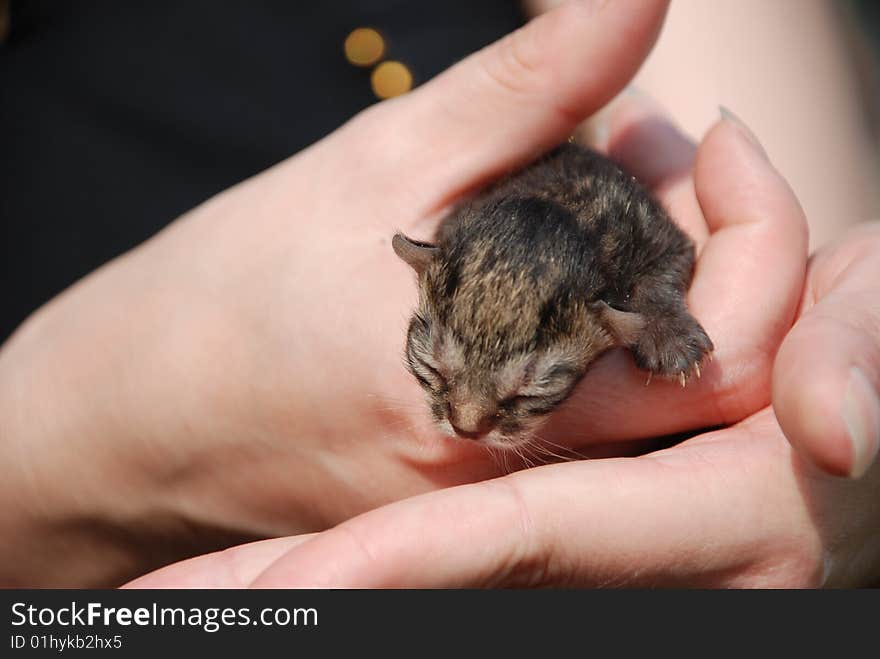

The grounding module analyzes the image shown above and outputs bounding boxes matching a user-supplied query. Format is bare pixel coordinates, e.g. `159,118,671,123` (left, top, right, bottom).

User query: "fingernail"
842,366,880,479
588,86,669,148
625,85,672,115
719,106,769,161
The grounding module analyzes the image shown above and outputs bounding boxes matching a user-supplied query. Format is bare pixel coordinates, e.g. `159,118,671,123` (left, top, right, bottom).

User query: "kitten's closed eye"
499,394,538,408
525,364,579,393
498,394,556,417
407,350,446,392
405,315,445,389
502,387,575,416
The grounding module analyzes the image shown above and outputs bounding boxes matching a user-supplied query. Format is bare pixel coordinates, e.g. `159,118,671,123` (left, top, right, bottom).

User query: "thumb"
773,223,880,478
341,0,670,216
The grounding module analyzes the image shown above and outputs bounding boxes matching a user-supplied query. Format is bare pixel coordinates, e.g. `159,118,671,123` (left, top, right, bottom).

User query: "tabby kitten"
394,143,713,447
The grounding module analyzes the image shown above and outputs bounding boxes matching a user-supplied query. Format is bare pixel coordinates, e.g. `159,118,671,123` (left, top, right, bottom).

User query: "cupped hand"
0,0,675,586
0,0,809,586
125,102,863,589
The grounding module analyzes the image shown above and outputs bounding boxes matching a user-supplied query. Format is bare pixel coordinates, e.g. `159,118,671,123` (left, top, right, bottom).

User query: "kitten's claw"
645,372,652,387
630,311,713,387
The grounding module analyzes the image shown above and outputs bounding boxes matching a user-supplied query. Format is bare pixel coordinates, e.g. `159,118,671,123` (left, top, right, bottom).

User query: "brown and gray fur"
393,142,713,448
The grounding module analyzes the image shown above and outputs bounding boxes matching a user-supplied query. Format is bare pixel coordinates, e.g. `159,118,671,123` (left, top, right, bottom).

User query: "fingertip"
544,0,672,121
695,114,799,236
357,0,671,214
773,325,880,478
697,113,767,182
773,342,854,478
697,112,808,253
717,106,769,160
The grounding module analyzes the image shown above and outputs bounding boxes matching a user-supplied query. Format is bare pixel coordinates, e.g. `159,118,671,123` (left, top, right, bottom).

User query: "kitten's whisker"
528,444,563,462
533,437,585,460
520,442,552,467
486,445,508,474
533,436,574,452
540,440,586,462
511,444,524,469
515,444,535,470
486,446,503,473
529,442,575,464
498,451,510,475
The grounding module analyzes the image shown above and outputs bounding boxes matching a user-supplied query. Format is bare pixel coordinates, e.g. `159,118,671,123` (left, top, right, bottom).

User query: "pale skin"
1,0,878,587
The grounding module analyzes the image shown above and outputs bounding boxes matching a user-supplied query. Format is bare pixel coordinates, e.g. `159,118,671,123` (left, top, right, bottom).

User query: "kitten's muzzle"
448,403,496,440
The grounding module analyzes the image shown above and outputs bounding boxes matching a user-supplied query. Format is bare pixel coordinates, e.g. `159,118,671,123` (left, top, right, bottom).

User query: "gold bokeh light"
371,60,413,99
344,27,385,67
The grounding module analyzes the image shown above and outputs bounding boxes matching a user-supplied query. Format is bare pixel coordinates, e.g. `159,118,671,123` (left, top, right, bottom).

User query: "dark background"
0,0,524,342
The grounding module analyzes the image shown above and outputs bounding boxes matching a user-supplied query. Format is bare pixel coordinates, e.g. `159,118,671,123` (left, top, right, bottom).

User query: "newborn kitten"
393,142,713,448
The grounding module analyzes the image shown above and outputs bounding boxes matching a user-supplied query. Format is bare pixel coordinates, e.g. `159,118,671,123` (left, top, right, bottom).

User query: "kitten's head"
403,307,599,447
392,201,643,448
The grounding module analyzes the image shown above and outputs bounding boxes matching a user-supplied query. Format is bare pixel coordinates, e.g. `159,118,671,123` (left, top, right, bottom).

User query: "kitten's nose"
450,420,495,440
449,404,495,440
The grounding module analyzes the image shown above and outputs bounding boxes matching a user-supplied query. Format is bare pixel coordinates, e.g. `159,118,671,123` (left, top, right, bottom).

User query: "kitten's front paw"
631,313,714,385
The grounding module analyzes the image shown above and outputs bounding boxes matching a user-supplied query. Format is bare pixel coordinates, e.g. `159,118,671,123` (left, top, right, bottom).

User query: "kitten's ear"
392,233,439,274
591,300,646,346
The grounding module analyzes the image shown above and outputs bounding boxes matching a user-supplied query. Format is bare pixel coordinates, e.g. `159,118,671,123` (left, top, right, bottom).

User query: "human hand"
0,0,677,586
127,99,873,589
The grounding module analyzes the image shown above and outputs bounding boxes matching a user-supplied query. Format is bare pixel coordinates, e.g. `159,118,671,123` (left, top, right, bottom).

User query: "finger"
247,411,821,587
686,111,809,422
122,535,315,588
339,0,670,217
605,90,708,251
773,223,880,478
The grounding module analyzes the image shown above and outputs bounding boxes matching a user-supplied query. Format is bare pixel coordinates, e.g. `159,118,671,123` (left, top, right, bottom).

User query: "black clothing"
1,1,524,340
